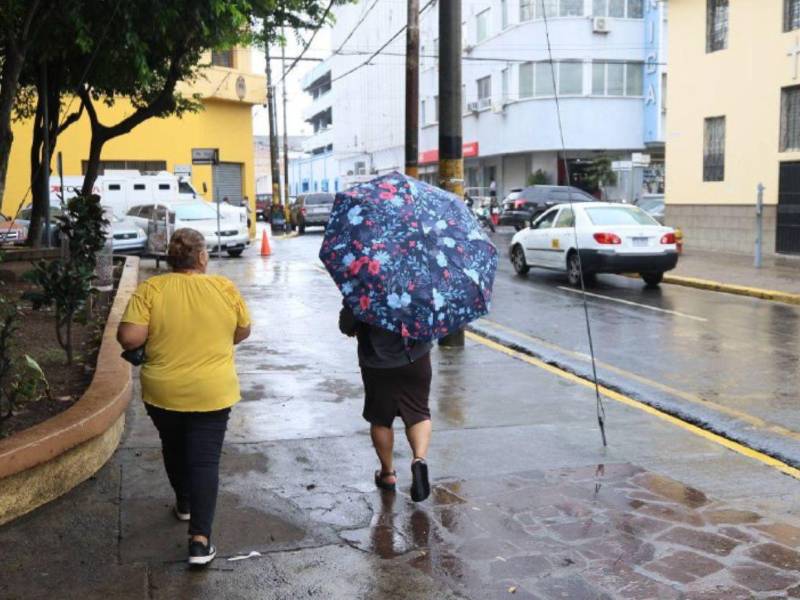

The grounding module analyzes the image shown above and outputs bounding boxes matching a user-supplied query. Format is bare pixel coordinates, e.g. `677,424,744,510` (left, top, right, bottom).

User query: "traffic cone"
260,228,271,257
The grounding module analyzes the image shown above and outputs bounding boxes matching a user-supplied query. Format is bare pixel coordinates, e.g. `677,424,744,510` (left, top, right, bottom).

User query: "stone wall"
666,205,776,255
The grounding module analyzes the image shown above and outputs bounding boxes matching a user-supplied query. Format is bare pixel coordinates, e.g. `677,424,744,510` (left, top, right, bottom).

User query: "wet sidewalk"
670,249,800,298
2,234,800,599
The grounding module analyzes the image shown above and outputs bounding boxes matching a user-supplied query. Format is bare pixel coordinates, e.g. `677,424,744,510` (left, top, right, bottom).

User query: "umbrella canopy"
320,172,497,341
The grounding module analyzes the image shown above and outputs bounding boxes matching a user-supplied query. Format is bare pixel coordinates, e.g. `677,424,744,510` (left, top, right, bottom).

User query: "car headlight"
137,227,146,238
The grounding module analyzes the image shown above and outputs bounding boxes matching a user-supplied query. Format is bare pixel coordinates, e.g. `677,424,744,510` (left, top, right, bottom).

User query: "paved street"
2,230,800,599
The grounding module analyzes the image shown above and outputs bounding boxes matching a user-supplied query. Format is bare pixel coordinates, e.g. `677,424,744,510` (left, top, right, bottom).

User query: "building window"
703,116,726,182
520,0,534,21
211,49,234,68
706,0,728,53
786,0,800,32
476,9,490,43
535,62,555,97
535,0,558,19
781,86,800,151
421,99,426,124
501,68,509,102
434,95,439,122
593,0,641,17
501,0,509,28
520,62,534,98
477,76,492,108
82,160,167,175
591,62,644,96
559,0,583,17
559,62,583,95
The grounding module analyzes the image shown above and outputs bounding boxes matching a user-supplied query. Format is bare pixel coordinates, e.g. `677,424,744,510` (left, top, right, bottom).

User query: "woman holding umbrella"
321,172,497,502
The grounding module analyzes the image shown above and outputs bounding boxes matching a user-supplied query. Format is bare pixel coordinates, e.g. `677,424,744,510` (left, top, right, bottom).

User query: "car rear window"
585,206,658,226
175,203,218,220
304,194,334,205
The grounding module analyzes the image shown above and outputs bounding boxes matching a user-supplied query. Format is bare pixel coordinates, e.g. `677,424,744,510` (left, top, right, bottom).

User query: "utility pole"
405,0,420,178
438,0,465,347
265,41,283,226
281,30,291,208
41,64,51,247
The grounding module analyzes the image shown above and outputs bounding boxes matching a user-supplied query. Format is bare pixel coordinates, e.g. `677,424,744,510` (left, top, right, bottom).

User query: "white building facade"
418,0,668,201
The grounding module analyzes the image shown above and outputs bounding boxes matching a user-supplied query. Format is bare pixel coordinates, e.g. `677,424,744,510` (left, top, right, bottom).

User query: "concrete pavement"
1,232,800,599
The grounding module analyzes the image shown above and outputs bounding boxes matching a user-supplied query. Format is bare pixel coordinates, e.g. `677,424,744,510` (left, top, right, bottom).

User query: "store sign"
174,164,192,176
643,0,662,145
419,141,480,164
191,148,219,165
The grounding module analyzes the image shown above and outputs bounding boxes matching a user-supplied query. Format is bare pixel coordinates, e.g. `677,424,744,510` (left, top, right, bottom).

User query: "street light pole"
405,0,420,178
438,0,465,347
281,29,291,208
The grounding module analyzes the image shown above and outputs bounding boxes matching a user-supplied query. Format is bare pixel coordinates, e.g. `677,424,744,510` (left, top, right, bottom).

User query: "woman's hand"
234,325,251,345
117,322,148,350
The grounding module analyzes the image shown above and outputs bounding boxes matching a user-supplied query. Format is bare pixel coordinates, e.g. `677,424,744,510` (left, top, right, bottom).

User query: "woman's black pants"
145,403,230,539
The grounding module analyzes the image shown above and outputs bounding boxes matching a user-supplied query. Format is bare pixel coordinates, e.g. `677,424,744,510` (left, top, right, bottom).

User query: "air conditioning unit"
491,100,505,114
467,101,480,112
477,97,492,110
593,16,610,33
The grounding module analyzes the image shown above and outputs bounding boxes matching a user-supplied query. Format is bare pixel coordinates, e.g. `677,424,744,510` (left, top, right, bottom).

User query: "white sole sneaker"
188,544,216,566
173,505,191,522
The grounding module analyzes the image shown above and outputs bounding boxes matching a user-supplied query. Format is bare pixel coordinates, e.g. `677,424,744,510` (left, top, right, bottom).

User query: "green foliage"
582,157,618,191
24,194,109,365
527,169,550,186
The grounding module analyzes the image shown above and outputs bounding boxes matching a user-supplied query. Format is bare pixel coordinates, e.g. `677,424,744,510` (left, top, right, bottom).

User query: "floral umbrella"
319,172,497,341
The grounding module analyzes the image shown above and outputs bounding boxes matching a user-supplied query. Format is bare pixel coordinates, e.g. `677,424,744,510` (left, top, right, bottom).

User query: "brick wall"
665,205,776,255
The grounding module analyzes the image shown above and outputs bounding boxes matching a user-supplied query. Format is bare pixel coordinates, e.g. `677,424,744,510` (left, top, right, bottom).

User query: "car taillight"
513,200,525,210
660,232,676,244
593,232,621,245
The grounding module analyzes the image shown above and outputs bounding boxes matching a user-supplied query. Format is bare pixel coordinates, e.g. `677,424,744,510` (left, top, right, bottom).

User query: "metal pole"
438,0,465,348
281,29,291,207
755,182,764,268
216,186,222,259
41,63,51,247
405,0,420,178
57,151,65,207
265,40,283,228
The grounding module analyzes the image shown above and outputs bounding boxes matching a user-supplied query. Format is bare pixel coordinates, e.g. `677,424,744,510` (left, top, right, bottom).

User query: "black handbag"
120,345,146,366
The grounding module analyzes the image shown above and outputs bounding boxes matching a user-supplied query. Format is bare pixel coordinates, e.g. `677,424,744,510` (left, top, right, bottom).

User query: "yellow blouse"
121,272,251,412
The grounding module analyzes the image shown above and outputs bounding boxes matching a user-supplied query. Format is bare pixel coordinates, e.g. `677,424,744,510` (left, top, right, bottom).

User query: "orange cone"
260,228,272,256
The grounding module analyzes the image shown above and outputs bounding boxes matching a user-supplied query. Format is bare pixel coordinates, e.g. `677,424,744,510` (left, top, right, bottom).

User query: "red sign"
419,142,479,165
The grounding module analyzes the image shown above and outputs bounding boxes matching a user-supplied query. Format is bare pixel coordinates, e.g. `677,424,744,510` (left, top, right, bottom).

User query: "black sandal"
374,470,397,492
410,459,430,502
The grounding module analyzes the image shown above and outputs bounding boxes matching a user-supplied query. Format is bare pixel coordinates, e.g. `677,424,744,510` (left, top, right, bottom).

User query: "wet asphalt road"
482,229,800,465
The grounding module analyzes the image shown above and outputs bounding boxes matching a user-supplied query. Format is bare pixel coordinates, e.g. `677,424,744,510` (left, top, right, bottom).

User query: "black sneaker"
173,501,190,522
188,540,217,566
410,459,430,502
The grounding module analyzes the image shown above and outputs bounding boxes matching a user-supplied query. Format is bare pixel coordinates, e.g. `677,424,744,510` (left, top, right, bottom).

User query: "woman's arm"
234,325,251,345
339,305,358,337
117,322,148,350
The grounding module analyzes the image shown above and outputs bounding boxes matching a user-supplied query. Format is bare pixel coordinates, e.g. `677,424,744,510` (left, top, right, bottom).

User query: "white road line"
557,286,708,322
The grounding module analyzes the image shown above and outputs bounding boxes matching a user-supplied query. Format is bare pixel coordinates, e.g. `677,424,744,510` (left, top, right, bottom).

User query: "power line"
276,0,337,86
332,0,381,55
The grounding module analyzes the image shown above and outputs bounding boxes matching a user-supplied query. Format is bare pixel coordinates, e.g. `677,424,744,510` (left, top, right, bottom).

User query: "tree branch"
57,103,84,135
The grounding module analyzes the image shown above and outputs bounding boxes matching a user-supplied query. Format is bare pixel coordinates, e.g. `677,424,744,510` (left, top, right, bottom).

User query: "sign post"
755,183,764,269
191,148,222,258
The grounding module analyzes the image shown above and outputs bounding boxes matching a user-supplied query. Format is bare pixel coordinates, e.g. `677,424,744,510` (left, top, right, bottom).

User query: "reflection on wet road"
485,230,800,463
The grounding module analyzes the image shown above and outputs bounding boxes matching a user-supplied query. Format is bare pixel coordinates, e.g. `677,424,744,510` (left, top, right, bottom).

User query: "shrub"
24,194,109,365
527,169,549,186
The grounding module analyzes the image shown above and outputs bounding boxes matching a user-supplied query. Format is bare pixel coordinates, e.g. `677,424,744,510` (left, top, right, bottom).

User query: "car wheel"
567,252,595,288
227,249,244,258
641,272,664,287
511,245,529,275
514,223,523,231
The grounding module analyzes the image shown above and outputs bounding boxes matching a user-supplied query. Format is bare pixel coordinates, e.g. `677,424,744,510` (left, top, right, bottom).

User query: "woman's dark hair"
168,228,206,270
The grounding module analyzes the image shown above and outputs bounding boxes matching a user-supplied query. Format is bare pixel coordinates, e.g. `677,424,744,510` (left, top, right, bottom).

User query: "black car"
499,185,598,230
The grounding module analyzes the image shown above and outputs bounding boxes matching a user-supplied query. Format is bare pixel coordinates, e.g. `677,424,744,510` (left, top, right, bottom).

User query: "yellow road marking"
478,318,800,444
465,330,800,481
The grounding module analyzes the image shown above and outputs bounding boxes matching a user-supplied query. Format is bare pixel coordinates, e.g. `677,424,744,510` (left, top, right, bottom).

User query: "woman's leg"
405,419,432,461
145,404,190,508
371,425,396,484
185,408,230,544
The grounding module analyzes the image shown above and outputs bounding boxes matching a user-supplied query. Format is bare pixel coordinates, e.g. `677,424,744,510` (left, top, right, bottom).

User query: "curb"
0,256,139,525
663,274,800,305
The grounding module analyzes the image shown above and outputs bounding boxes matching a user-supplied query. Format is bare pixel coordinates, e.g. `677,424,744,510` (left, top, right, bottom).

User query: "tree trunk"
0,44,25,214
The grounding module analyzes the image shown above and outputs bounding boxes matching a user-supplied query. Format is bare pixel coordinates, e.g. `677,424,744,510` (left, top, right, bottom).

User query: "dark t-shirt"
339,306,432,369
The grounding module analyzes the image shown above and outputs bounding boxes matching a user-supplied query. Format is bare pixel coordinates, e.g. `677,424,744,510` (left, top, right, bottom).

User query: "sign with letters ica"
191,148,219,165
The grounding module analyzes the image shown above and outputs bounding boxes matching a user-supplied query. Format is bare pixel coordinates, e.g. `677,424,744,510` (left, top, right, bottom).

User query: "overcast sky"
251,29,332,138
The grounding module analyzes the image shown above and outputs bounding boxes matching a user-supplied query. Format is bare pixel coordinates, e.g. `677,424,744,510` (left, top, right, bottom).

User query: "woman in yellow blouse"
118,228,251,567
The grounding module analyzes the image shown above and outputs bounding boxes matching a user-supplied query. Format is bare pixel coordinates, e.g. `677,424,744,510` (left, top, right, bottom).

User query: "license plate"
632,237,649,247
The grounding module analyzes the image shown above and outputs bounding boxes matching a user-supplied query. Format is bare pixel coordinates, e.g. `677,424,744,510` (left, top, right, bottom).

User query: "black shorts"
361,353,432,428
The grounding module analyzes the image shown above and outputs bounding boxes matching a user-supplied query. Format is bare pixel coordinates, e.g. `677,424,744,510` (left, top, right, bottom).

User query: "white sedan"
509,202,679,287
126,200,250,257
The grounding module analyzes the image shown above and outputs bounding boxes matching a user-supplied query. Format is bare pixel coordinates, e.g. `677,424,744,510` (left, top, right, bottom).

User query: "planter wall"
0,256,139,525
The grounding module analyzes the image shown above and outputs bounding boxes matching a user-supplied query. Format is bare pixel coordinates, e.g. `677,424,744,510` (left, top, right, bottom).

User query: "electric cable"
275,0,337,87
332,0,382,56
541,2,608,447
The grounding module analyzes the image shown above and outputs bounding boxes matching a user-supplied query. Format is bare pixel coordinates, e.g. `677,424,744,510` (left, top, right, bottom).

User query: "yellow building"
667,0,800,254
3,48,264,229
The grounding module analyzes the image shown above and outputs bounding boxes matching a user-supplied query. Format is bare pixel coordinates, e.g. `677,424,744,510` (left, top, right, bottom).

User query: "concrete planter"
0,256,139,525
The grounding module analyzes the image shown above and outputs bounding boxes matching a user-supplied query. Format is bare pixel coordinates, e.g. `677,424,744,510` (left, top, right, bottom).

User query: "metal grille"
786,0,800,32
212,162,243,205
82,160,166,175
781,86,800,152
706,0,728,53
777,161,800,253
703,117,725,182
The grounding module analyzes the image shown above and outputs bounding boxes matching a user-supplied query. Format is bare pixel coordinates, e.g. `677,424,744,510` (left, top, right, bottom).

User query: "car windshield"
175,203,218,220
585,206,659,226
178,181,195,195
304,194,333,205
638,198,663,212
